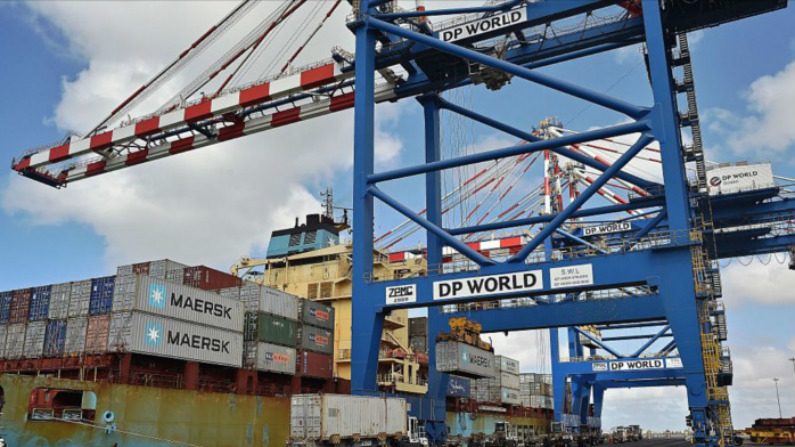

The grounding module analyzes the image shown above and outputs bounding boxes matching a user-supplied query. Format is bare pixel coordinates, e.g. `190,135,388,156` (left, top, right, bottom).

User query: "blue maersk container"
447,375,472,398
88,276,115,316
44,319,67,357
28,285,52,321
0,291,11,323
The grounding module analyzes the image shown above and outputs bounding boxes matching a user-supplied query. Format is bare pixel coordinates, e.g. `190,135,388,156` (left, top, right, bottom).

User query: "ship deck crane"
7,1,793,447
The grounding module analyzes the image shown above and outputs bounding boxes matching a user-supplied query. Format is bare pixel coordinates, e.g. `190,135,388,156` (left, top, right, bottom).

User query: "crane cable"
212,1,308,97
89,0,258,134
155,0,301,114
278,0,344,77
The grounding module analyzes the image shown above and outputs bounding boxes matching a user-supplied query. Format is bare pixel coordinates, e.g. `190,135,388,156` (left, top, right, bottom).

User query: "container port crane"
8,1,794,447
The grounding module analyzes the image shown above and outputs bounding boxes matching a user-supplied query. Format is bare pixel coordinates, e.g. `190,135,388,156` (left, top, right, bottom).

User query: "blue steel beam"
350,0,382,396
510,134,655,262
366,16,648,118
630,324,672,358
574,327,624,358
375,248,664,312
449,197,663,235
368,185,495,266
447,295,665,332
437,99,658,189
368,120,649,184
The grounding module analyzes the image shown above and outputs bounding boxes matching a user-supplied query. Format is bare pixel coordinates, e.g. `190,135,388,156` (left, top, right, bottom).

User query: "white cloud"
2,1,404,271
704,61,795,157
721,261,795,307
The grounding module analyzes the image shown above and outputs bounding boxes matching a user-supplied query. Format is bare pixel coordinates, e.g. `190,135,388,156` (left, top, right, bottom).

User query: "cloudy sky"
1,0,794,432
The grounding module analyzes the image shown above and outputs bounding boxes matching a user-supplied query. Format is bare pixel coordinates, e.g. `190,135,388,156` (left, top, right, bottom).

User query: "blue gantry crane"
10,1,793,446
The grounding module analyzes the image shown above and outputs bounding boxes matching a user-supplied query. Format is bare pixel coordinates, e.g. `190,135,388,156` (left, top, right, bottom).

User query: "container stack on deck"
519,373,554,410
472,355,521,405
0,259,343,395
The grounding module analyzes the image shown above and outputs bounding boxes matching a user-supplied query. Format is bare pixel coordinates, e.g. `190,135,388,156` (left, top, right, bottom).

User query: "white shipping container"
65,317,88,355
0,326,7,359
68,280,91,317
239,284,262,313
495,355,520,374
707,162,775,196
24,321,48,358
254,342,296,374
112,275,244,332
500,387,521,405
291,394,408,441
48,282,72,320
260,287,300,321
5,323,27,359
499,371,520,389
109,312,243,367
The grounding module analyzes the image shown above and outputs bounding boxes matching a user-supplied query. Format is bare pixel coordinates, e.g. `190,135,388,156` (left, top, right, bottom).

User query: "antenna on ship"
321,186,351,231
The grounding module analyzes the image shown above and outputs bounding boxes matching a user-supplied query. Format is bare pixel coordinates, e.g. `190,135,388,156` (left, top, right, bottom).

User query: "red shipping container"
85,315,111,354
297,350,333,379
9,289,31,324
132,261,151,275
182,265,242,291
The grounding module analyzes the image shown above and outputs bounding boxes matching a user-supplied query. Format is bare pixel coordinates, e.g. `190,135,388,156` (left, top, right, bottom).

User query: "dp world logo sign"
144,321,163,347
148,282,167,309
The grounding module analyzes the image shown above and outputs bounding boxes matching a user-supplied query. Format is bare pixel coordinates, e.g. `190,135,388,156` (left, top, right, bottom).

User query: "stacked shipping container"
0,260,336,382
519,373,553,409
473,355,521,405
409,316,427,353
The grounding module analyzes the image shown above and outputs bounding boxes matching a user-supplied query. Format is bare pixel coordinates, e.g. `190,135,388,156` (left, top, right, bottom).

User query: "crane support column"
642,1,709,444
421,93,449,440
351,0,382,395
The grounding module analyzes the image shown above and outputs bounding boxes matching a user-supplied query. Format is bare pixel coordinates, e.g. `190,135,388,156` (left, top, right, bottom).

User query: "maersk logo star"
145,321,163,347
148,282,166,309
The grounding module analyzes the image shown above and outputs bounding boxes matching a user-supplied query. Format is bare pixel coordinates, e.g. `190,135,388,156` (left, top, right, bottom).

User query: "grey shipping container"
409,317,427,336
253,342,297,374
300,325,333,354
519,373,551,384
259,286,300,321
436,341,495,378
300,300,334,330
290,394,409,441
5,323,27,359
165,268,184,284
117,259,188,279
243,340,257,368
65,317,88,355
477,372,520,391
109,312,242,367
48,282,72,320
238,284,261,313
23,321,47,358
219,287,240,301
112,275,243,332
495,355,520,375
0,326,7,359
68,280,91,317
410,335,427,353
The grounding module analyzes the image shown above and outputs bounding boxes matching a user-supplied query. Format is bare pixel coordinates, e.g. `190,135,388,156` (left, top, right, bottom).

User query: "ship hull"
0,374,291,447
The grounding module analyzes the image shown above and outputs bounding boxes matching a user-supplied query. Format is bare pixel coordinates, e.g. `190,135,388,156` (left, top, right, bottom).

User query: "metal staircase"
673,32,735,446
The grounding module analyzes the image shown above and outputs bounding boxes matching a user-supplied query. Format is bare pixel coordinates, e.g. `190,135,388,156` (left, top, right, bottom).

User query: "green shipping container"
257,313,298,347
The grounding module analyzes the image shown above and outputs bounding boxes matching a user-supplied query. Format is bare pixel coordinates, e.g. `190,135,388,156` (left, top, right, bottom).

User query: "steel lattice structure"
9,1,794,446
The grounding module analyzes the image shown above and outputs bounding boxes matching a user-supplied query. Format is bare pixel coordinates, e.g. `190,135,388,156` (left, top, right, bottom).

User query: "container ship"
0,214,553,446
